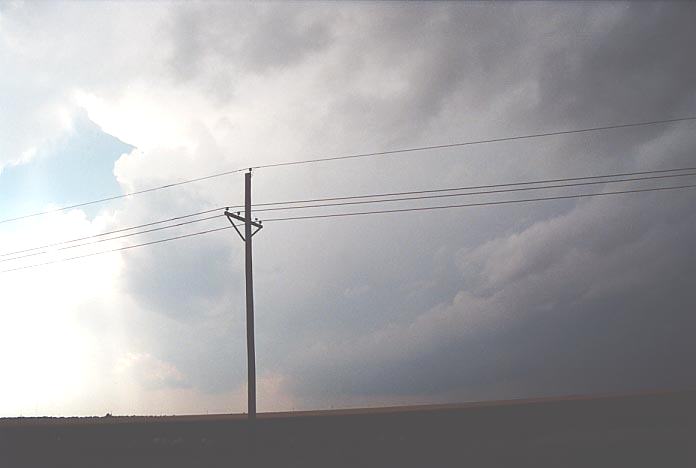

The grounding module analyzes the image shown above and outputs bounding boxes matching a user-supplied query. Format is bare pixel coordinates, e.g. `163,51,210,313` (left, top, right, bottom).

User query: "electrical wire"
2,165,694,261
250,166,696,207
2,115,694,225
251,171,696,213
0,214,221,264
262,183,696,222
252,116,696,170
0,175,244,226
2,182,694,274
1,225,234,274
0,207,226,259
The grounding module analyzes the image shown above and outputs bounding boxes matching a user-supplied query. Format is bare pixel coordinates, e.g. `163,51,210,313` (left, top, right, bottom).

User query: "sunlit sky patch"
0,111,132,220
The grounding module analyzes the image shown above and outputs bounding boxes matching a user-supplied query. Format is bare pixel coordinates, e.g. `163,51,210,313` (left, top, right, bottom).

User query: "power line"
252,116,696,170
2,165,694,260
0,207,226,259
3,182,694,274
251,166,696,207
2,115,694,225
262,183,696,222
251,171,696,213
0,225,234,274
0,176,245,226
0,214,221,264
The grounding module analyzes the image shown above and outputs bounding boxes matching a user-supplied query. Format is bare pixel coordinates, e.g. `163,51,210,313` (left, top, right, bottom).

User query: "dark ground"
1,389,695,467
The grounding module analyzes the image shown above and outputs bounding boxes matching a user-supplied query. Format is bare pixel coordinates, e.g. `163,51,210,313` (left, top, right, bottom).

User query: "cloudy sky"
1,2,695,417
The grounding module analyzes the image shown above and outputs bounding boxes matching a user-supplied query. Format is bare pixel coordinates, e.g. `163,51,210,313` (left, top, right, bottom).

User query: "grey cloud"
538,3,696,125
311,4,544,146
283,191,696,403
167,4,333,97
110,2,696,409
315,2,696,162
165,3,542,141
114,169,244,323
243,1,696,405
111,188,248,393
122,236,237,320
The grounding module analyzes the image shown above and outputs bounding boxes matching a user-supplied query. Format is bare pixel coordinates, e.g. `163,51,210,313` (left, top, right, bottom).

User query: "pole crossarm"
224,209,263,241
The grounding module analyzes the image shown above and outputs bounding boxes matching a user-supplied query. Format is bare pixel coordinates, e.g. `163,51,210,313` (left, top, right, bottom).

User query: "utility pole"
224,170,263,422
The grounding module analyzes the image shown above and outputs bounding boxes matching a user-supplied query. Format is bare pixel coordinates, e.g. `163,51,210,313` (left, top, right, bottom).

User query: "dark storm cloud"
166,4,332,96
309,3,545,145
530,2,696,175
283,191,696,403
538,3,696,125
250,3,696,405
165,3,542,138
116,2,696,407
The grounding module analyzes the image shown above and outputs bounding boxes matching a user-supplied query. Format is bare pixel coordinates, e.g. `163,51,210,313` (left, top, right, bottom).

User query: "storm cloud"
1,2,695,415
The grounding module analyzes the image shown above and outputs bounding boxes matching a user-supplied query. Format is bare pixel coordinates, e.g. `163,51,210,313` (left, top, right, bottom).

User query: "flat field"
1,390,695,467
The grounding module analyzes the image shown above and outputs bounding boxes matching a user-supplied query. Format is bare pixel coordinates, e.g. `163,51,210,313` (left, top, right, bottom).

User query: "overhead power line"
0,214,221,264
2,182,694,274
1,225,233,274
2,115,694,226
262,183,696,223
250,165,696,207
251,171,696,213
2,165,694,261
0,207,225,259
251,116,696,170
0,177,244,226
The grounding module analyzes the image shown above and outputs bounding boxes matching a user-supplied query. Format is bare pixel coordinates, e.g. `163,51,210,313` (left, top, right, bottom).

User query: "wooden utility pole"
244,170,256,420
224,170,263,421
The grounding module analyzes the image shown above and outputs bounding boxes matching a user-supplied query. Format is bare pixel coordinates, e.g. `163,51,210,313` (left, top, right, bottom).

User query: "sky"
0,1,695,417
